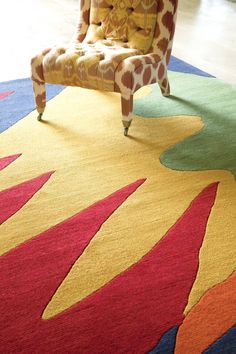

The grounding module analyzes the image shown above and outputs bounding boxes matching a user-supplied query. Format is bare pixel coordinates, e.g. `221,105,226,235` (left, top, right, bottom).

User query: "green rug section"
134,71,236,177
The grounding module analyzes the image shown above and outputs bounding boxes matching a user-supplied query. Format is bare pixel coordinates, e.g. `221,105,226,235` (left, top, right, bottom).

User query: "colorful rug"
0,56,235,353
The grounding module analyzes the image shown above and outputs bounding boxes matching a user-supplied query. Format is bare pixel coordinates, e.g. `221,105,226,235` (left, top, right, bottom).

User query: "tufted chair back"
75,0,178,63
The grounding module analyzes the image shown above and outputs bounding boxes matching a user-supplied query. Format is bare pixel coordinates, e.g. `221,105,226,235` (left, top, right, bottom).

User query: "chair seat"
43,40,140,91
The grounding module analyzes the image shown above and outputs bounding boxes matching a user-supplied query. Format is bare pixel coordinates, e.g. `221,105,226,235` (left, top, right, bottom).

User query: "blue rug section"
203,325,236,354
0,56,212,133
169,56,214,78
148,326,179,354
0,78,64,133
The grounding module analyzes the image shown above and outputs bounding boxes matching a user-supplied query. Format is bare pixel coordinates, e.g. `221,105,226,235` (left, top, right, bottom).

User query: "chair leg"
31,55,46,121
160,78,170,97
32,81,46,121
158,63,170,97
121,93,133,136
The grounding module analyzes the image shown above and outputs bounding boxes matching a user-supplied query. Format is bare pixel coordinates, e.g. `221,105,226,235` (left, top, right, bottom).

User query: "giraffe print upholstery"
31,0,178,133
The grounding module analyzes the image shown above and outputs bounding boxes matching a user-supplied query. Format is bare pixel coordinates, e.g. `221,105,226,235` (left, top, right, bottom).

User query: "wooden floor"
0,0,236,84
173,0,236,84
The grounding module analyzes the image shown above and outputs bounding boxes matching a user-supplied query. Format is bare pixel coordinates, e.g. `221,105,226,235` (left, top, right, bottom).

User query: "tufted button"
57,48,65,55
109,5,113,9
77,50,85,56
97,22,102,26
137,27,142,31
98,53,105,60
127,7,134,15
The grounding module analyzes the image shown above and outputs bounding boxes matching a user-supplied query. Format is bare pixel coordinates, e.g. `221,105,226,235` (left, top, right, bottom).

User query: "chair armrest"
115,53,165,94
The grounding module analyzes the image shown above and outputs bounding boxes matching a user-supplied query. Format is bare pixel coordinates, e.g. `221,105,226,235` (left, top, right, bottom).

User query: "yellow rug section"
0,86,235,319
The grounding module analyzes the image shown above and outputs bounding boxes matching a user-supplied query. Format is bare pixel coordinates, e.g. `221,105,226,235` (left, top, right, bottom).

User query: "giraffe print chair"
31,0,178,136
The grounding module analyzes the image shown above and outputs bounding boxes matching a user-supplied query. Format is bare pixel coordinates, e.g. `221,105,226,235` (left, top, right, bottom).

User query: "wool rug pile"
0,57,235,353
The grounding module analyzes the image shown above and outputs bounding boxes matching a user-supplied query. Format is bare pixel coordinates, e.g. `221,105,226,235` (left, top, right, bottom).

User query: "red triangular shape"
0,181,218,354
0,154,21,171
0,91,14,101
0,171,54,225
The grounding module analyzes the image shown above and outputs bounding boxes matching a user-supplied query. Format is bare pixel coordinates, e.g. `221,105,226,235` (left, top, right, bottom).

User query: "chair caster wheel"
124,127,129,136
37,113,43,121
